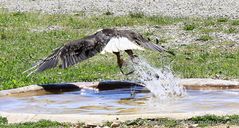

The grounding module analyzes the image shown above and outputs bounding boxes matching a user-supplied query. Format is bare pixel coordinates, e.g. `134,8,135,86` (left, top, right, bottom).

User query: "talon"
125,70,135,75
119,67,135,76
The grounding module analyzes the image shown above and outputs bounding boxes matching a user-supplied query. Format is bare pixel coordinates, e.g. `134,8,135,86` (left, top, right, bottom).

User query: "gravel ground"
1,0,239,18
1,0,239,47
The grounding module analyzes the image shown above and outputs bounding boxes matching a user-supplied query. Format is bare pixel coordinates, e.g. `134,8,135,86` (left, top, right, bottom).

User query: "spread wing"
23,32,110,76
24,28,174,76
118,29,174,55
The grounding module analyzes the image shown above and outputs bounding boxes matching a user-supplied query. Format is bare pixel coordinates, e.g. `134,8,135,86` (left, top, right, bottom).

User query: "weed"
217,17,228,22
232,20,239,25
104,11,114,15
0,116,7,125
129,12,144,18
197,34,213,41
183,23,196,31
226,27,238,33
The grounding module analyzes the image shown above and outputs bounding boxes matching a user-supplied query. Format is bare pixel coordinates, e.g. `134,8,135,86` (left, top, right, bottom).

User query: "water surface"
0,87,239,115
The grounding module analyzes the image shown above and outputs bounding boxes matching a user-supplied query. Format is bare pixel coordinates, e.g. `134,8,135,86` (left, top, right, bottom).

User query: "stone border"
0,78,238,96
0,111,239,124
181,78,239,90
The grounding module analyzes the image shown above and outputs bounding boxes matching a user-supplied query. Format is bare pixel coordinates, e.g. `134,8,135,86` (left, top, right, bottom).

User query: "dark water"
0,87,239,115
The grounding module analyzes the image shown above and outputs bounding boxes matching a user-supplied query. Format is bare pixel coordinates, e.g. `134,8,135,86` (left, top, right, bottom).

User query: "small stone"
153,125,160,128
188,124,198,128
85,124,97,128
111,122,120,127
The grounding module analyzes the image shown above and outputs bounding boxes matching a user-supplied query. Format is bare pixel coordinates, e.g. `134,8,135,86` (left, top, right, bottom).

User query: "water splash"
124,57,186,99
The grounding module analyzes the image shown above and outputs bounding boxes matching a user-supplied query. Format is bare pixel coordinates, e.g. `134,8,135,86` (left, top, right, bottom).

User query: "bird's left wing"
23,32,110,76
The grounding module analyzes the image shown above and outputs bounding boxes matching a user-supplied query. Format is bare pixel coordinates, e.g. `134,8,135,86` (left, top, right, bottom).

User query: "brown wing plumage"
118,29,172,54
24,31,110,76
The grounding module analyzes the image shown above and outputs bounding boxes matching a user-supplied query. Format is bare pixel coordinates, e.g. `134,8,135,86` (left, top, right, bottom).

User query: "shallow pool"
1,87,239,115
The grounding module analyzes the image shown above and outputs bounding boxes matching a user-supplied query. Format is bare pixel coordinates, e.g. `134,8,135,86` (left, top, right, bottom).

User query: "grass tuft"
129,12,144,18
197,34,213,41
183,23,196,31
217,17,228,22
0,116,7,125
104,11,114,16
232,20,239,25
226,27,238,33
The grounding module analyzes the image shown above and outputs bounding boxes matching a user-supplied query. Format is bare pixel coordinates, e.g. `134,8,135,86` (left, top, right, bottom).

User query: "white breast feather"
101,37,144,54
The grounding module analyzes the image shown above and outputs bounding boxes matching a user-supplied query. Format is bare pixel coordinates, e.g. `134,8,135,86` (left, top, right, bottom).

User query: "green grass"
0,116,7,125
171,44,239,79
188,114,239,127
0,11,238,90
232,19,239,25
225,27,238,33
183,23,197,31
197,34,213,41
0,119,70,128
129,12,145,18
217,17,228,23
103,10,114,16
117,114,239,127
1,115,239,128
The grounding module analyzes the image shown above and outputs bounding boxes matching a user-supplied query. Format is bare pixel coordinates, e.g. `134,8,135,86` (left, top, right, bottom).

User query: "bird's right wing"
120,30,175,55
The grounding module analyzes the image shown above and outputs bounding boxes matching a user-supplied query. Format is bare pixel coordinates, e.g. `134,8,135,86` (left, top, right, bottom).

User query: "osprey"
24,28,174,76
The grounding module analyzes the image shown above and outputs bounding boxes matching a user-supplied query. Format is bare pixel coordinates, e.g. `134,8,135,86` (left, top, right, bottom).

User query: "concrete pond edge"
1,111,239,125
0,78,239,96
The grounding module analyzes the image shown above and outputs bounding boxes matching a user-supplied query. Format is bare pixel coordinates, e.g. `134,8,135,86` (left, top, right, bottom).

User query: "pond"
1,86,239,115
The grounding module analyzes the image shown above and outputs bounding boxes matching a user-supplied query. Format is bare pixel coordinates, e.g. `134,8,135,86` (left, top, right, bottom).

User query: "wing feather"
118,29,174,55
24,32,109,76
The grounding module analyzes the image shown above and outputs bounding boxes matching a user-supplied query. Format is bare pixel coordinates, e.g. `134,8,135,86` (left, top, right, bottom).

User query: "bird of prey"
24,28,174,76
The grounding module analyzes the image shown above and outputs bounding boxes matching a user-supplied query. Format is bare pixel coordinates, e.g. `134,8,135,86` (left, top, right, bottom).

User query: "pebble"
110,122,120,127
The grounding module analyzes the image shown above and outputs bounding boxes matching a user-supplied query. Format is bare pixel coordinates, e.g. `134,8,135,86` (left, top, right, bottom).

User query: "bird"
24,28,174,76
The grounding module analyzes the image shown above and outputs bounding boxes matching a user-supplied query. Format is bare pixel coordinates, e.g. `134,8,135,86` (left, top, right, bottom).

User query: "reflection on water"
0,87,239,115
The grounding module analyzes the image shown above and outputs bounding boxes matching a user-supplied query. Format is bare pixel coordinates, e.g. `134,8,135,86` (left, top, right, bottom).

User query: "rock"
188,124,198,128
111,122,120,127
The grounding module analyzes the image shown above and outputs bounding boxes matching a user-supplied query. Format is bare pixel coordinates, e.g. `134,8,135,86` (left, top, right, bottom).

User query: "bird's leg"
113,52,124,68
125,50,139,63
113,52,126,75
113,52,134,75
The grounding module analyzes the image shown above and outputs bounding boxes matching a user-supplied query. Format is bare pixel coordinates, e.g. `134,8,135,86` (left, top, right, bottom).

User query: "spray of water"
124,57,186,99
